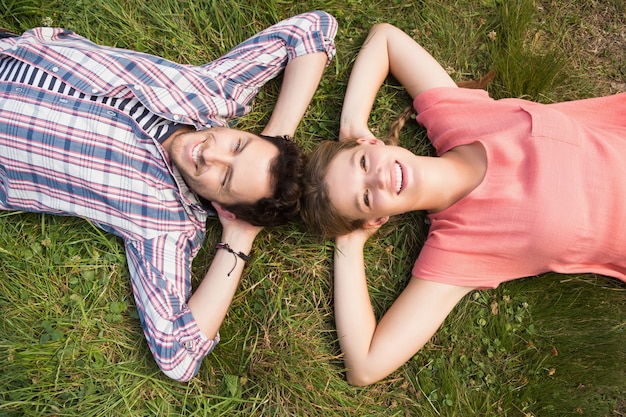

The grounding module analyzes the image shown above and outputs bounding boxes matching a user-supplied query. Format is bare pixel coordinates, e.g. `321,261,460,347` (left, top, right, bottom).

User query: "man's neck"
160,125,195,150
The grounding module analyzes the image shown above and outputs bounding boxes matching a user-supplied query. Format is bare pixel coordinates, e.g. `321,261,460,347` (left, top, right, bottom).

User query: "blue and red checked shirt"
0,11,337,381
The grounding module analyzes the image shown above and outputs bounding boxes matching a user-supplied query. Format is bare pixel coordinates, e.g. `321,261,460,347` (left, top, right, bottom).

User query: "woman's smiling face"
324,139,420,223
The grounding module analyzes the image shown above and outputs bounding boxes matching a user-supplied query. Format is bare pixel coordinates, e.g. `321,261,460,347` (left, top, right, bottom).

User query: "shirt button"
185,341,194,349
173,115,181,121
52,66,59,72
134,84,142,91
91,88,99,94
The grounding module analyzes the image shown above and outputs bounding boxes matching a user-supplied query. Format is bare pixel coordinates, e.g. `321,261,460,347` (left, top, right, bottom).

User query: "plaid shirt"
0,11,337,381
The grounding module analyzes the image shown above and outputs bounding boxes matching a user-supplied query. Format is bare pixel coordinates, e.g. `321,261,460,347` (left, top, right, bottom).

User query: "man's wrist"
215,242,251,277
215,242,251,262
220,228,258,252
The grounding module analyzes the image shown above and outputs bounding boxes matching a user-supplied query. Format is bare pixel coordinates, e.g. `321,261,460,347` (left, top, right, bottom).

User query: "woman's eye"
360,155,366,170
363,190,370,207
234,139,242,153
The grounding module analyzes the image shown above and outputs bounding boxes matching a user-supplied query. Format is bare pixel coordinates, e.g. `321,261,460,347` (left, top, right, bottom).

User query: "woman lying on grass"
301,23,626,386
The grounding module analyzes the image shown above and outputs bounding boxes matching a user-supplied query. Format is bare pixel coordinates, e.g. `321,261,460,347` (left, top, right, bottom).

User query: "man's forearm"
187,229,257,339
262,52,328,138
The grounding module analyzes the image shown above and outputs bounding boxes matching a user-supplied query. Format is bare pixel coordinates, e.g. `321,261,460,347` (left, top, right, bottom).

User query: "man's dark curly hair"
199,134,305,227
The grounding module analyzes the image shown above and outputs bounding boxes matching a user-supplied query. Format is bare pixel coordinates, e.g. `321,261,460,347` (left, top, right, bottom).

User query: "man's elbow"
155,355,201,383
163,368,195,383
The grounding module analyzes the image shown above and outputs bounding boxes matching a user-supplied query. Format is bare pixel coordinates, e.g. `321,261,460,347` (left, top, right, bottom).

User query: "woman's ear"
355,137,385,146
212,202,236,220
363,216,389,229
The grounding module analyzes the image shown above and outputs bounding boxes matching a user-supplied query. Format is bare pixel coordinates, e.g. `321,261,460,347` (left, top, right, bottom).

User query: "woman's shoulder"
413,86,492,113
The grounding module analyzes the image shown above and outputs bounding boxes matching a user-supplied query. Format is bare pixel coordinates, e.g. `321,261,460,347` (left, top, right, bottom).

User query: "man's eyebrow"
224,138,249,191
224,167,232,190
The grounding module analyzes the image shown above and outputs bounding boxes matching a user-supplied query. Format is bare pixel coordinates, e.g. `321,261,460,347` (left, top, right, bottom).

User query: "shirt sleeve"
201,10,338,113
124,234,218,382
413,87,500,155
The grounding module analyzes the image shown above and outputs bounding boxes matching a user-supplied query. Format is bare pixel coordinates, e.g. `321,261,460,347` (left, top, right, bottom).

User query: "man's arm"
202,10,337,131
187,9,337,352
187,210,261,340
124,216,257,381
261,51,329,137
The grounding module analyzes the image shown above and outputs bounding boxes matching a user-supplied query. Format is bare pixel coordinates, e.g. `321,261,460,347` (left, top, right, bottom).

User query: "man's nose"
201,148,230,165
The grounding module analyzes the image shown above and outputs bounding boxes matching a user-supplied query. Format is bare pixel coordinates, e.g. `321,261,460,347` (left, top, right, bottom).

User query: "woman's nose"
366,169,385,189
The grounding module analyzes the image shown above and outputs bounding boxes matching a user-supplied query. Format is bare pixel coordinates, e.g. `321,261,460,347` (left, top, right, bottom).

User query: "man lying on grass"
0,11,337,381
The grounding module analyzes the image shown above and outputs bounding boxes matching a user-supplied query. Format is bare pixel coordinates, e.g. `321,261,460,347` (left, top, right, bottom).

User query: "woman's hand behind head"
336,217,387,246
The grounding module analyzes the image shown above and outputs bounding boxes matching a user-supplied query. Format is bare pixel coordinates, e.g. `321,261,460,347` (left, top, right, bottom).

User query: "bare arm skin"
334,231,474,386
187,204,261,339
339,23,457,141
188,52,329,339
335,24,473,386
262,52,329,138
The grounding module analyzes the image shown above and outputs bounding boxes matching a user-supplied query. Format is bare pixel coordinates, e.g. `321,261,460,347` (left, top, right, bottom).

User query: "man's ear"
363,216,389,229
212,202,236,220
355,137,385,146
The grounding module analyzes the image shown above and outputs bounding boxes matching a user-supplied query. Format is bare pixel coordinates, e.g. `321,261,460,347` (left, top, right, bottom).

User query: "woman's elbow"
345,366,383,387
368,22,398,37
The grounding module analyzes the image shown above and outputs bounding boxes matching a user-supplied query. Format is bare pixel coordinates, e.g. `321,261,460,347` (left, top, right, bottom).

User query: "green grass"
1,0,625,416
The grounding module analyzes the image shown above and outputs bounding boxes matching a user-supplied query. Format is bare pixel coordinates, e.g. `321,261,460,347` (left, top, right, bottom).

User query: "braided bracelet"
215,242,251,276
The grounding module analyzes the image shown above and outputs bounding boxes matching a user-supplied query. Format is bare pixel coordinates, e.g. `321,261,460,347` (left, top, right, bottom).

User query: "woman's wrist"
336,233,367,253
339,114,368,139
339,123,357,141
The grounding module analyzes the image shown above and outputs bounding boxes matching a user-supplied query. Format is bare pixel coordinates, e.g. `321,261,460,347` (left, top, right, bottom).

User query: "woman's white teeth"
395,162,403,194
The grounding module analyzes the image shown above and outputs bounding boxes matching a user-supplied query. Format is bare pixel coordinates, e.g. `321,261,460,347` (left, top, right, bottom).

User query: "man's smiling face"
163,126,279,206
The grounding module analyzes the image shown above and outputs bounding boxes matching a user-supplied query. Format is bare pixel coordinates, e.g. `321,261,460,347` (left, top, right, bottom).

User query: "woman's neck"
422,142,487,213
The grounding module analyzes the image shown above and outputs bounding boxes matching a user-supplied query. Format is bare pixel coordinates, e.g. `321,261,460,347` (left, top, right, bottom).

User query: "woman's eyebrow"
350,150,363,212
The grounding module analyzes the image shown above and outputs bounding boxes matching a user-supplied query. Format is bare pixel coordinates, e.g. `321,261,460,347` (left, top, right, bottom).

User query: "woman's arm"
334,231,473,386
339,23,456,141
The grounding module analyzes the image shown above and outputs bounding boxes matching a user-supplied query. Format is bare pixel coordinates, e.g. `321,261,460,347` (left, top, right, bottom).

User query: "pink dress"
411,87,626,289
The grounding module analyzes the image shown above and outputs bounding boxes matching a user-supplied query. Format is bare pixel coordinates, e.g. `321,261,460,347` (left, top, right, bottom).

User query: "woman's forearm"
339,25,391,140
341,23,457,140
333,236,378,384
